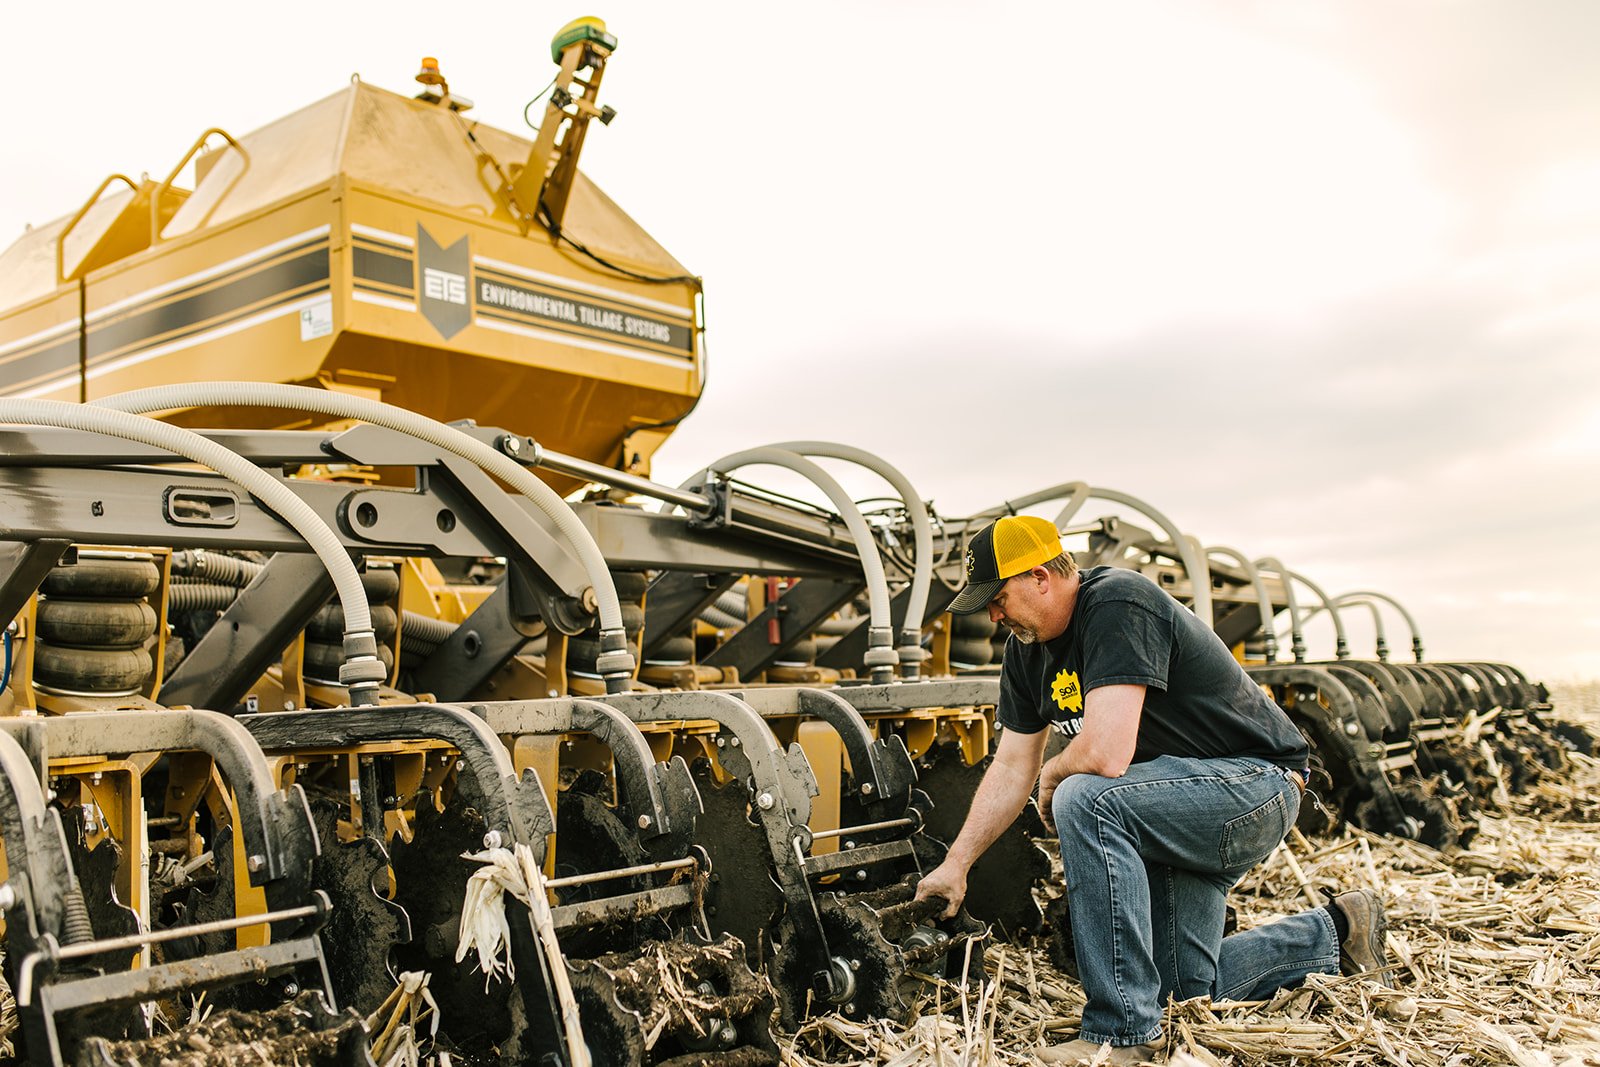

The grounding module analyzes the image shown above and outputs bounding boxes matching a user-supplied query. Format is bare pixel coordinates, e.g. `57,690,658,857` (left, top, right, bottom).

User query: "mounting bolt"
483,830,504,849
0,885,16,911
719,1025,737,1046
637,814,653,830
850,959,861,970
844,840,855,850
860,782,874,796
246,854,266,873
855,870,867,881
716,737,726,748
283,701,296,711
456,759,466,771
1345,722,1361,736
500,434,523,456
935,931,949,942
845,1002,856,1015
756,792,775,810
281,981,300,997
729,737,741,748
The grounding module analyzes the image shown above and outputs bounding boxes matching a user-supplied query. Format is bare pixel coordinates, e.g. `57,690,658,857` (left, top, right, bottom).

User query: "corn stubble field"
3,686,1597,1066
785,682,1600,1067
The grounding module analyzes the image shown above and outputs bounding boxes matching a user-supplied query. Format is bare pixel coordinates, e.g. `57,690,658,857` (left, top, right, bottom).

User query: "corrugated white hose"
93,382,635,691
670,447,900,682
1288,569,1349,661
0,399,385,704
1254,557,1306,664
1056,486,1214,629
973,481,1216,626
768,441,933,679
1336,595,1390,661
1206,545,1279,663
971,480,1091,522
1341,590,1425,663
1283,590,1384,661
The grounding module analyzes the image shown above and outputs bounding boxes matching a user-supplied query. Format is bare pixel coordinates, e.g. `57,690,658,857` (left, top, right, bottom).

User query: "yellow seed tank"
0,33,700,487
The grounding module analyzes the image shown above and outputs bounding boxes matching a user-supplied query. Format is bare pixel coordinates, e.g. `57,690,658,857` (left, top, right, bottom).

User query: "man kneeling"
915,516,1391,1065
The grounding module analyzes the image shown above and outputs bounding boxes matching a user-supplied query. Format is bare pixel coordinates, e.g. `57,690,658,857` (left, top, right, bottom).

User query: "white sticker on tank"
300,294,334,341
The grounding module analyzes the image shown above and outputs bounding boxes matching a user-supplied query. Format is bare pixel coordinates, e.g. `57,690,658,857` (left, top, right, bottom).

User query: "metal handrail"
55,173,138,284
151,127,250,243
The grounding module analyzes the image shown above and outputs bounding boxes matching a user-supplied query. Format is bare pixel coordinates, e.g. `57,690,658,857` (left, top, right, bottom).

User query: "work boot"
1036,1035,1166,1064
1334,888,1393,986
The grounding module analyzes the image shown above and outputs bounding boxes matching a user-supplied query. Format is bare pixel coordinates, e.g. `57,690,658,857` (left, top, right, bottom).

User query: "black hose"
402,610,459,647
699,605,744,631
169,550,264,588
166,582,239,614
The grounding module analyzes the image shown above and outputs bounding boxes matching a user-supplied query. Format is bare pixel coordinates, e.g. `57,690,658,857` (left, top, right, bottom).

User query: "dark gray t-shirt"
998,566,1308,769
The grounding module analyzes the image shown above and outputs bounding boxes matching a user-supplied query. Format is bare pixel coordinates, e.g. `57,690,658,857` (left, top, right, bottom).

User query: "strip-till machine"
0,19,1585,1067
0,392,1578,1064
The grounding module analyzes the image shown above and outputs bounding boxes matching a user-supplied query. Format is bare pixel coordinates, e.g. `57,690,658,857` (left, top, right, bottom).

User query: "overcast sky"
5,2,1598,680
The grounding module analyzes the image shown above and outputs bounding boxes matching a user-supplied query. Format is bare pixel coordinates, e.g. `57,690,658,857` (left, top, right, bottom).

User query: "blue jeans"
1052,755,1340,1046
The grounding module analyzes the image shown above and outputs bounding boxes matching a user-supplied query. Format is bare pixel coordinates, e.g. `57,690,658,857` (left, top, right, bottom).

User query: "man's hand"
913,727,1047,918
1038,753,1066,831
913,859,968,919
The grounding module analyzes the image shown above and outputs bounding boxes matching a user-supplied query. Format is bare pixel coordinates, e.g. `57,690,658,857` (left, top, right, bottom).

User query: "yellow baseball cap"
949,515,1064,614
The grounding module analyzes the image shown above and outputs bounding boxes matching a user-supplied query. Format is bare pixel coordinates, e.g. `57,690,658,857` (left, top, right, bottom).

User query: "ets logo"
422,267,467,305
417,225,471,340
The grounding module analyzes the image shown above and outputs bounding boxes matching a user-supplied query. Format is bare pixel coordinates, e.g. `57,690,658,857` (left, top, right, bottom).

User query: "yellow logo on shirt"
1052,669,1083,714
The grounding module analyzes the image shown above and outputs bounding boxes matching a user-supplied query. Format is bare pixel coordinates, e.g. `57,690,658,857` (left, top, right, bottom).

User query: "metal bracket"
22,895,336,1067
1320,660,1421,740
0,710,315,894
733,687,916,816
0,711,329,1063
0,729,74,959
408,583,540,702
640,571,740,660
160,553,335,713
826,679,1001,713
701,577,863,681
0,540,72,627
683,476,730,530
813,580,957,672
1320,664,1400,743
465,697,700,857
239,704,554,857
